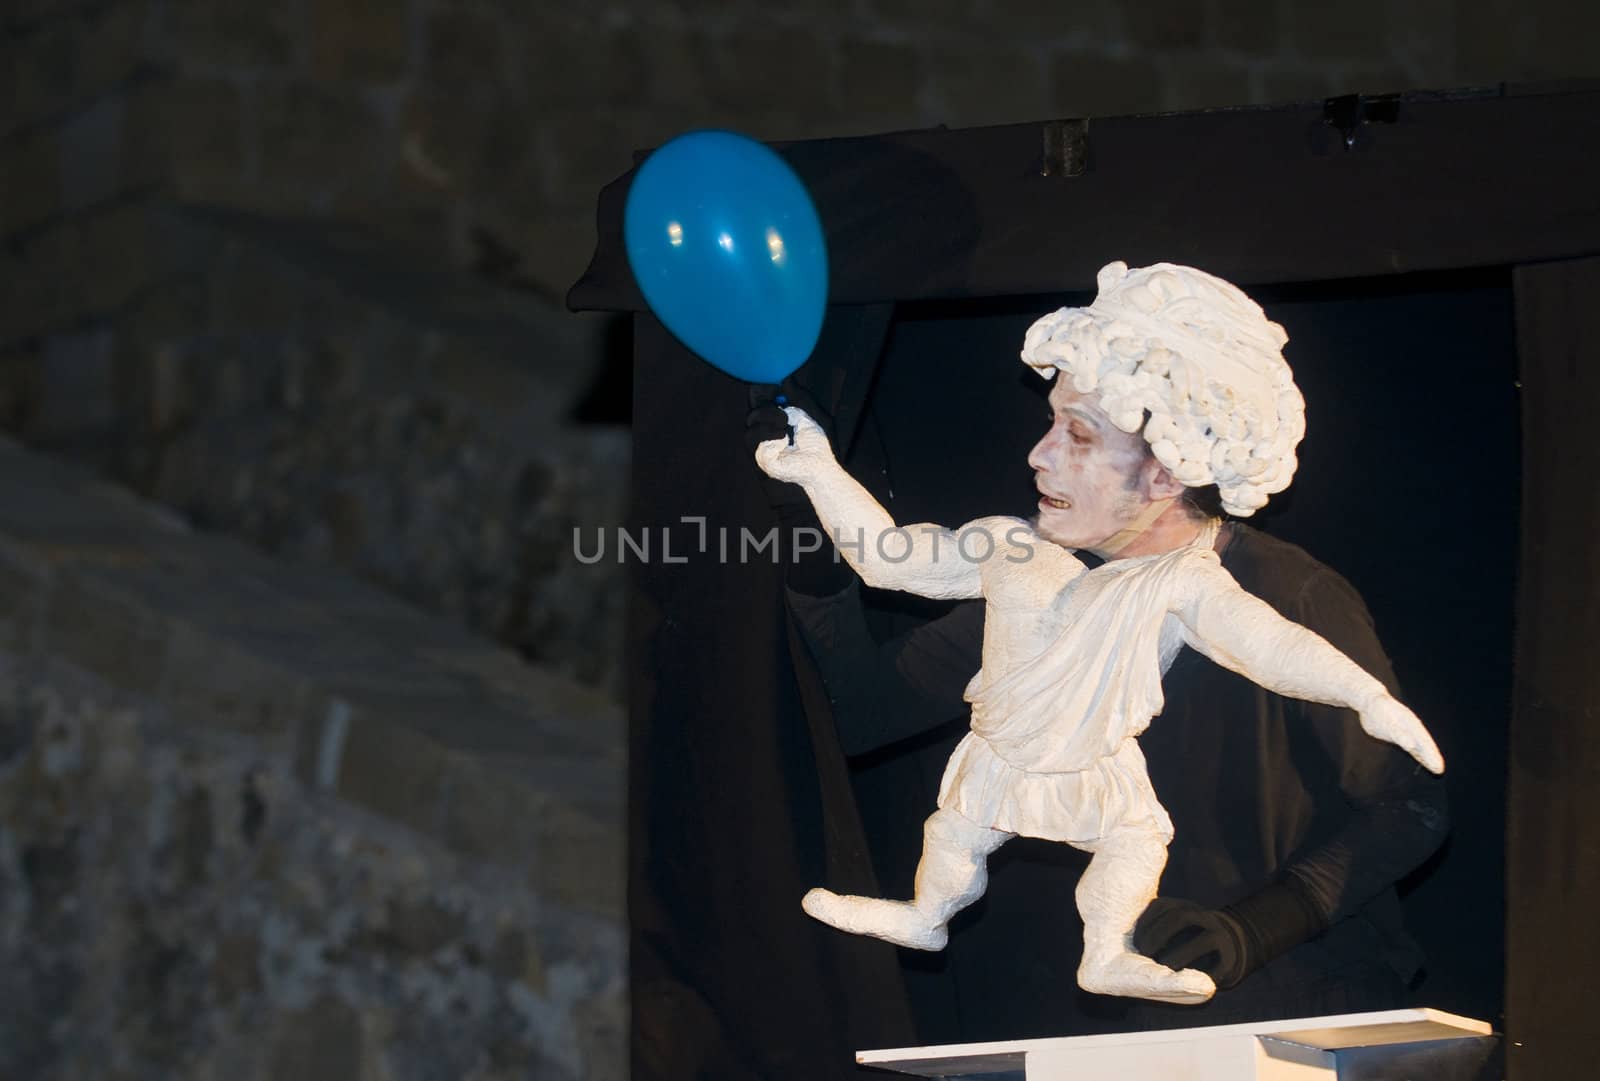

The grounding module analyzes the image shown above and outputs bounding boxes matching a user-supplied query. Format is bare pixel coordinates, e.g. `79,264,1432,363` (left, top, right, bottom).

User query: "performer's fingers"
745,404,791,441
1132,899,1181,952
1155,928,1226,974
1134,903,1202,956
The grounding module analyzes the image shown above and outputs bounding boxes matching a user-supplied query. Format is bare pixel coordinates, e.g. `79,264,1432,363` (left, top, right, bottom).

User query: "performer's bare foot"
1078,948,1216,1005
801,888,948,951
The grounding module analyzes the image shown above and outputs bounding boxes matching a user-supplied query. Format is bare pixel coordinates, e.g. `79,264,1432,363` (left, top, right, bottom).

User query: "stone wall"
0,435,624,1080
0,196,629,696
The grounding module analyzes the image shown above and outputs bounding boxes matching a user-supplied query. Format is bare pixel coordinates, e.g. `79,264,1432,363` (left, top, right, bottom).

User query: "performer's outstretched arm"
1174,562,1445,774
755,406,985,600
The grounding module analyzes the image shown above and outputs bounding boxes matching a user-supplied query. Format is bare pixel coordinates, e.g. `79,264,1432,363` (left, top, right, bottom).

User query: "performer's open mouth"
1040,495,1072,510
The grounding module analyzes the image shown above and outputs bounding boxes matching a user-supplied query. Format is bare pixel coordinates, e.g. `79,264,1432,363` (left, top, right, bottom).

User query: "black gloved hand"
744,380,831,514
744,379,853,597
1132,879,1328,991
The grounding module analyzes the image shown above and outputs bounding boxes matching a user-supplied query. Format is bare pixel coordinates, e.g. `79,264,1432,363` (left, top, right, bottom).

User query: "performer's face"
1027,380,1154,551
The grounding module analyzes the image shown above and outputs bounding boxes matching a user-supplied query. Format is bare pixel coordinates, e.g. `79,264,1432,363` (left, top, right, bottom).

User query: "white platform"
857,1008,1494,1080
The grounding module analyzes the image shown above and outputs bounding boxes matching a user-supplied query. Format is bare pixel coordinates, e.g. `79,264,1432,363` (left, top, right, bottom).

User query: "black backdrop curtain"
626,306,915,1081
1506,257,1600,1081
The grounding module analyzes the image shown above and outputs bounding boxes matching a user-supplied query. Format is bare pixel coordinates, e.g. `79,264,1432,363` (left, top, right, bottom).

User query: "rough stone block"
7,203,163,338
267,995,365,1081
1048,50,1169,118
139,74,248,203
438,752,545,867
929,45,1050,128
633,22,708,108
982,0,1117,46
122,275,210,351
541,109,655,212
2,20,77,135
574,985,628,1081
1453,0,1527,83
530,797,623,920
76,201,161,318
328,187,456,269
864,0,981,30
309,0,412,82
1161,57,1256,111
163,0,298,70
1335,64,1417,98
1123,0,1209,51
0,344,42,432
130,342,192,438
416,643,622,754
498,212,607,300
0,535,52,652
1461,0,1600,82
1211,0,1282,55
0,247,52,348
206,241,310,332
1258,66,1340,106
33,329,117,439
0,48,13,139
519,18,650,107
327,704,448,837
43,569,171,698
1286,0,1395,63
4,1,153,134
0,127,61,238
441,101,550,220
55,95,129,213
838,38,924,116
255,82,391,200
419,336,551,419
694,26,837,117
421,6,508,93
79,1,154,90
399,88,498,192
162,623,309,751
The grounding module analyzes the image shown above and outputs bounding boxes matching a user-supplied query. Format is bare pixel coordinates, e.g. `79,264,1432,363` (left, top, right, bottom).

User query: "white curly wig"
1020,261,1305,517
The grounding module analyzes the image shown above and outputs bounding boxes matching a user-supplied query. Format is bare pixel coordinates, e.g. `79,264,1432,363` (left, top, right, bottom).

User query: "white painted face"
1026,380,1154,552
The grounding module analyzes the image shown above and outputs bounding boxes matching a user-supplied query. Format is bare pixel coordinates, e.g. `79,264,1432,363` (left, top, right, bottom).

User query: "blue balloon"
623,130,828,385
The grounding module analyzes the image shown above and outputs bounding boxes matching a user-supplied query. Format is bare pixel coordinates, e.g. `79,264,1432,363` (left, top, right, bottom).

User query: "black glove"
744,379,853,597
744,380,829,511
1132,879,1328,990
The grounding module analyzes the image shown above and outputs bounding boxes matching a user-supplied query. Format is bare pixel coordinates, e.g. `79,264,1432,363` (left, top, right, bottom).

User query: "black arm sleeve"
1278,568,1451,924
786,582,985,756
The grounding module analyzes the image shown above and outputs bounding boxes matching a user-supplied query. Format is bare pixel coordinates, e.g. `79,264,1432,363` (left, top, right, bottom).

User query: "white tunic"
937,529,1222,845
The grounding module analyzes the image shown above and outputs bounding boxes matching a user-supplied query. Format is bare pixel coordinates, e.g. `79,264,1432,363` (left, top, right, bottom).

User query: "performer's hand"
745,381,832,506
745,383,853,596
754,406,834,483
1133,898,1253,989
1134,880,1328,991
1358,696,1445,774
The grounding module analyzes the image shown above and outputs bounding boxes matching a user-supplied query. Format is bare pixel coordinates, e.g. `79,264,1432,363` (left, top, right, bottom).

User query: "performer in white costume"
753,261,1444,1005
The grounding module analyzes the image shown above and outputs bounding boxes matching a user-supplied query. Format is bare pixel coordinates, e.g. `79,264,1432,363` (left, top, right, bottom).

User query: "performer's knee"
924,808,1002,853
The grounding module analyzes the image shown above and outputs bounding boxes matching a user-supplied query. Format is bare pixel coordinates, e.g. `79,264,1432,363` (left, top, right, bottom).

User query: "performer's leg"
802,808,1010,951
1075,826,1216,1005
